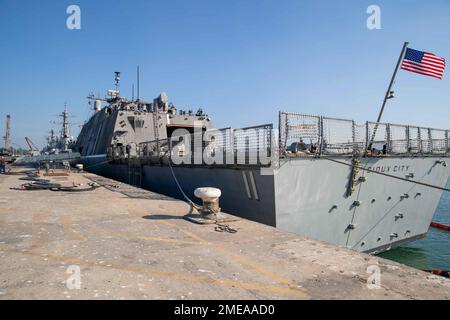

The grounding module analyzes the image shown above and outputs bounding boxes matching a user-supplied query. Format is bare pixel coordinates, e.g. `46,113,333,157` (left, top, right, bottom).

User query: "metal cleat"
184,187,239,225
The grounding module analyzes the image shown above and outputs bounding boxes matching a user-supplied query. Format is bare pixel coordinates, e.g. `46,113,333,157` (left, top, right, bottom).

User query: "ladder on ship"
128,157,143,188
153,105,160,155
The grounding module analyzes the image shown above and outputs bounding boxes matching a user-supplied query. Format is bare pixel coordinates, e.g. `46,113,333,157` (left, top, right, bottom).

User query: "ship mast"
61,104,71,152
114,71,121,96
51,104,73,152
368,42,409,151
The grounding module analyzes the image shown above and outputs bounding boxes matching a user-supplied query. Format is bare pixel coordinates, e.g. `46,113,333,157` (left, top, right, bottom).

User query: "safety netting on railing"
389,124,408,154
408,126,421,154
138,139,170,158
234,124,272,152
278,112,320,155
367,122,388,155
354,124,367,152
322,117,355,154
138,124,273,166
448,131,450,153
420,127,431,153
203,127,233,158
430,129,447,154
279,111,449,157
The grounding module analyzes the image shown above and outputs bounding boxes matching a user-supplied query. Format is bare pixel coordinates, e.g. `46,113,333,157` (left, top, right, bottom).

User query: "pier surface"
0,169,449,300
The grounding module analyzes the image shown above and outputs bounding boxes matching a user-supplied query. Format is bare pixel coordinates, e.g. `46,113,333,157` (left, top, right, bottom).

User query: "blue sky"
1,0,450,148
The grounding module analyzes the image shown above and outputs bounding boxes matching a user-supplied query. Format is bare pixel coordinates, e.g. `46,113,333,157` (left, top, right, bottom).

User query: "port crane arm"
25,137,39,151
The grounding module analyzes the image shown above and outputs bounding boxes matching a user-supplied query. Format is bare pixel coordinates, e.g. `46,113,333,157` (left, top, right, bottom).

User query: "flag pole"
368,41,409,151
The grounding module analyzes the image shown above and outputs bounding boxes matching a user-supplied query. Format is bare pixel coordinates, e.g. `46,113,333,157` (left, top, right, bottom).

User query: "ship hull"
274,156,450,254
81,155,277,226
81,154,450,254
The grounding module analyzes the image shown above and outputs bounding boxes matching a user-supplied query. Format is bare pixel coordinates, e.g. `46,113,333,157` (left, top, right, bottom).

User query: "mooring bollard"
183,187,239,225
194,187,222,217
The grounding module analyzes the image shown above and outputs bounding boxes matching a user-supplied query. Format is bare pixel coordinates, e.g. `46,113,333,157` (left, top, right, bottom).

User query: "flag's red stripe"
422,57,446,66
403,58,445,69
401,69,441,80
424,52,446,62
403,58,445,70
402,60,445,74
401,66,443,79
420,61,446,70
401,65,442,77
402,61,444,73
423,58,446,66
422,60,446,69
424,55,445,63
401,63,444,77
401,65,443,78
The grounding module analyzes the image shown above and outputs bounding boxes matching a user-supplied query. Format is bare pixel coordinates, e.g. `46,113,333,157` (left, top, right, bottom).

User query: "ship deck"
0,169,449,299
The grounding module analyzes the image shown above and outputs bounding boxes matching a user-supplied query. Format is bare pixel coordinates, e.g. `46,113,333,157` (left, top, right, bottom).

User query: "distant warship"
14,105,79,165
73,72,450,254
42,104,76,155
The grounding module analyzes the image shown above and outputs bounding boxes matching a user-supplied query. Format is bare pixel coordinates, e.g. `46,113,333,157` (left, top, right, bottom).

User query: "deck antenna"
132,83,135,101
114,71,121,95
137,65,140,101
368,41,409,151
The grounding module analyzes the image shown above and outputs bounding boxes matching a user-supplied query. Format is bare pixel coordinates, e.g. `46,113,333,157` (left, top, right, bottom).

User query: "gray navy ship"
14,104,80,165
73,72,450,254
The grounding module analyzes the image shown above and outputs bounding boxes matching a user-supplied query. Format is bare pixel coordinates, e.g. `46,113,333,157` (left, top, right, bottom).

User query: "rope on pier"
165,150,238,233
323,157,450,193
163,150,203,210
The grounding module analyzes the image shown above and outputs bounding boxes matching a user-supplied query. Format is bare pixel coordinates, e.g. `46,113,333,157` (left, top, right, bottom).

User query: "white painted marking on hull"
242,171,252,199
248,171,259,200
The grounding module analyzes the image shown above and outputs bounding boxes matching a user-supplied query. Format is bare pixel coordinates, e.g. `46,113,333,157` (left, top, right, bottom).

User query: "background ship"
73,72,450,254
42,104,76,155
14,105,79,165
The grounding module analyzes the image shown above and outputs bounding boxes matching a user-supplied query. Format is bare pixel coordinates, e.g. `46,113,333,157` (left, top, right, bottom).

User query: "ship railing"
137,124,274,167
137,139,171,163
107,145,127,161
279,111,450,157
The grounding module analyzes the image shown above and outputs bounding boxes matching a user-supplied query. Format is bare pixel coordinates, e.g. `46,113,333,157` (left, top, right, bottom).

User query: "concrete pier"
0,170,449,299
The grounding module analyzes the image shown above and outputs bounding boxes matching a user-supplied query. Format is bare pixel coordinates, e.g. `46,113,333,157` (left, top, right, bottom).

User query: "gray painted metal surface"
274,157,450,253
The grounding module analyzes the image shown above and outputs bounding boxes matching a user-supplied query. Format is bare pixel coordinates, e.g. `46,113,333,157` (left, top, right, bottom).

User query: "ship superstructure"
75,79,212,162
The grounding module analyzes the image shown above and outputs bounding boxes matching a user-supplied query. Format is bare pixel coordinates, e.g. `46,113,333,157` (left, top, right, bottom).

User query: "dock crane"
25,137,40,156
1,114,11,156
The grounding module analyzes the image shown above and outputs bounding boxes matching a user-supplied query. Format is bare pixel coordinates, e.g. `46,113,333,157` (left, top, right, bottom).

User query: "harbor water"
379,180,450,270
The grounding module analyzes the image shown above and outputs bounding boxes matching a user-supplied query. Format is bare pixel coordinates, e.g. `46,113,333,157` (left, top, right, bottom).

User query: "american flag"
401,48,445,79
